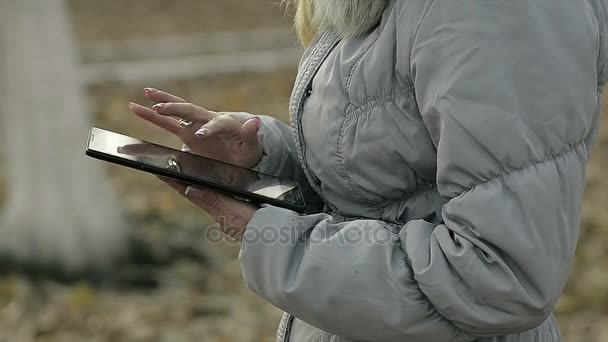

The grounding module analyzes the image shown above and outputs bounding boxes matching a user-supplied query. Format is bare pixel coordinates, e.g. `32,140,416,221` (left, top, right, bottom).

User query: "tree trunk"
0,0,128,274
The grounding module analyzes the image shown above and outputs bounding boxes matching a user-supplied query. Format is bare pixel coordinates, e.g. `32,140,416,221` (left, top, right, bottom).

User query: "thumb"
241,116,262,146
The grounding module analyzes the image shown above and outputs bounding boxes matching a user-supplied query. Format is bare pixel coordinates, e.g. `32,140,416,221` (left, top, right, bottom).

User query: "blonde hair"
283,0,317,47
283,0,389,47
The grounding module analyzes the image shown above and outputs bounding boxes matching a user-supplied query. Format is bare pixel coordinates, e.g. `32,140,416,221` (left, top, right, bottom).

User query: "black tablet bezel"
85,128,306,213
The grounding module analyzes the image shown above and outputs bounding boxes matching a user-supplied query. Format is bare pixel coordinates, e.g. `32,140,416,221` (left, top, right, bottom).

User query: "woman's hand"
129,88,264,168
128,88,263,239
161,178,256,241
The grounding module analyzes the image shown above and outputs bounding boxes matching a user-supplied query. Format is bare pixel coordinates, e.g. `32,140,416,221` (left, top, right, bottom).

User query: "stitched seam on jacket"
336,85,417,203
584,0,604,87
345,85,416,124
316,331,329,342
396,230,473,339
399,226,413,270
409,0,439,79
345,31,382,100
458,140,586,198
585,0,601,33
336,115,367,200
337,215,401,233
377,181,437,213
399,226,479,340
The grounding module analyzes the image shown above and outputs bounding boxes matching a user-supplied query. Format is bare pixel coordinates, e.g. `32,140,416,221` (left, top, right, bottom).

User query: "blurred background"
0,0,606,341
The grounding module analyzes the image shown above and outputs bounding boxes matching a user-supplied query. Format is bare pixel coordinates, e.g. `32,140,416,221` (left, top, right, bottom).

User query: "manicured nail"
144,87,158,94
185,186,202,197
246,116,262,129
152,103,166,111
195,127,209,137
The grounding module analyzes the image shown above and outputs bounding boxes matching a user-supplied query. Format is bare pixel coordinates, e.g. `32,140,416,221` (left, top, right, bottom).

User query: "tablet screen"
87,127,306,211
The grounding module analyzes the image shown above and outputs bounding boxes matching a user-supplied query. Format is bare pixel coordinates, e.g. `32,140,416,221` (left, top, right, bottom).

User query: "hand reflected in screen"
116,141,258,240
117,143,258,190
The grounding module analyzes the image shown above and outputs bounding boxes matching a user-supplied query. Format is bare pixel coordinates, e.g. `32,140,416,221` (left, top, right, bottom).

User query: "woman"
129,0,608,340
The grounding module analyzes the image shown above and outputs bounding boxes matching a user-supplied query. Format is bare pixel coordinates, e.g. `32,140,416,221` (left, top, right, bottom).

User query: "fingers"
240,117,262,146
152,102,217,124
184,186,252,240
129,102,181,135
183,186,224,223
159,181,256,240
144,88,186,103
194,115,241,139
159,178,223,214
117,143,175,157
185,186,224,209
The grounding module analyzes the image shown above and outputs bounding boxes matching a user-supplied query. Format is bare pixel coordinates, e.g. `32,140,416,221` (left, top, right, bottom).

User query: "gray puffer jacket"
240,0,608,341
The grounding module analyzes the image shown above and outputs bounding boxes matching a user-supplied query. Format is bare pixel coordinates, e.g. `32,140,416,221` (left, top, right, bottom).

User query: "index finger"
144,88,186,103
129,102,181,135
153,102,217,124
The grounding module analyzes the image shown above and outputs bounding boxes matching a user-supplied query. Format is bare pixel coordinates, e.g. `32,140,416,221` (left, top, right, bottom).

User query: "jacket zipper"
282,315,296,342
281,31,341,342
290,30,341,213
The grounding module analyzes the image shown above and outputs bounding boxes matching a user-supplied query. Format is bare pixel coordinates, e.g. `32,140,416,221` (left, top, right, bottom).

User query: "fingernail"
152,103,166,111
246,116,262,129
117,147,124,154
195,127,209,137
185,186,202,197
144,87,158,94
129,102,142,110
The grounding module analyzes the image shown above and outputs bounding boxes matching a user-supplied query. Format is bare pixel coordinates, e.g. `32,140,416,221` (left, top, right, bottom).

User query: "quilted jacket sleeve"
239,0,601,340
255,115,323,213
406,0,601,335
590,0,608,87
254,116,300,180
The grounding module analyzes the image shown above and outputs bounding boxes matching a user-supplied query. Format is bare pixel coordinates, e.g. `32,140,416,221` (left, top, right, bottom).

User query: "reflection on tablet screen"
87,128,305,208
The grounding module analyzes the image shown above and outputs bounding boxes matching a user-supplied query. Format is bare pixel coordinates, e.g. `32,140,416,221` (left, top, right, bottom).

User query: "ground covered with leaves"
0,1,606,341
0,68,296,342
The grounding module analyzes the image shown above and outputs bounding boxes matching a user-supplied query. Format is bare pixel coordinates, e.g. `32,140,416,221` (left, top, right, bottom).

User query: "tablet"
85,127,306,213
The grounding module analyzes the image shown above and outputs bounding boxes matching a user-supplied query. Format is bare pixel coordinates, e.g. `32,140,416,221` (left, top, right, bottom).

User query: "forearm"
239,206,475,342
